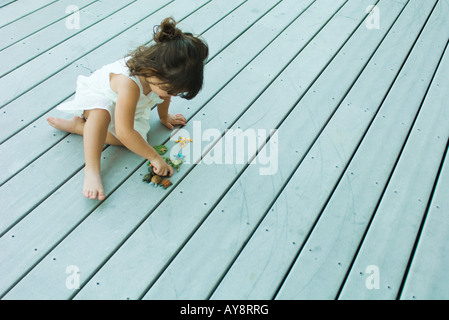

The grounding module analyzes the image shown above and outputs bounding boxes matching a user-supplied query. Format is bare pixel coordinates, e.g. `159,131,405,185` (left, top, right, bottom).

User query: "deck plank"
0,0,55,28
0,0,185,232
400,141,449,299
142,0,390,300
0,0,252,300
275,0,449,300
338,1,449,299
0,0,266,258
0,0,169,144
0,0,95,52
399,55,449,297
212,0,411,300
76,0,346,300
0,0,213,296
0,0,16,10
4,0,310,300
1,0,448,301
73,0,314,300
0,0,122,76
0,0,171,108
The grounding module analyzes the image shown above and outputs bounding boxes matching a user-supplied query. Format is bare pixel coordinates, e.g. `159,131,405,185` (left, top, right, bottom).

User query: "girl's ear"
145,75,165,87
139,67,160,81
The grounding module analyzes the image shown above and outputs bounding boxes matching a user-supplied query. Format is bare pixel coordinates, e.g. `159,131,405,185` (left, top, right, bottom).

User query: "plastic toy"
142,168,170,188
142,173,171,189
143,172,154,183
163,157,183,172
142,156,183,189
174,136,193,160
142,144,188,189
154,144,168,155
150,175,162,187
160,178,172,189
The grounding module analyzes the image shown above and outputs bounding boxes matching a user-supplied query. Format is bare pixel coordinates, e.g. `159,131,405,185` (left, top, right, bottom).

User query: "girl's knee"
83,109,111,123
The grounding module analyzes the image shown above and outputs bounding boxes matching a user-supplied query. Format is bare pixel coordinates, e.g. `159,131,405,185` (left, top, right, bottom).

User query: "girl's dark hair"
126,17,209,100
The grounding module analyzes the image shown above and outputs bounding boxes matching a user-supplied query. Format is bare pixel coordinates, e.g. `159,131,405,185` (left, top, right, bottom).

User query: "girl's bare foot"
83,168,106,201
47,116,85,135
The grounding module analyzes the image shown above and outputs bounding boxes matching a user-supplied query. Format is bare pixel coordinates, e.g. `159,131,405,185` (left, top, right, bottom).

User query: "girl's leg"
82,109,111,200
47,111,123,200
47,116,123,146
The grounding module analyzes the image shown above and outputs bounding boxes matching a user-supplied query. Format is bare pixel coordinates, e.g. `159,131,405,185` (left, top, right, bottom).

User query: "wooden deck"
1,0,448,300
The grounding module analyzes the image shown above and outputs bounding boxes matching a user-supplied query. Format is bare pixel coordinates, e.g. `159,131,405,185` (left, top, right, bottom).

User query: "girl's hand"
160,113,187,130
150,156,173,177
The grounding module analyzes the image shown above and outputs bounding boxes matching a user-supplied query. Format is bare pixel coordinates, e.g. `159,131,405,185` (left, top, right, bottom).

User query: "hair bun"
154,17,182,43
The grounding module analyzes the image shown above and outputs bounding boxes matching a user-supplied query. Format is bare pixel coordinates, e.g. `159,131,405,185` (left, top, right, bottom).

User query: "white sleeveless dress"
56,57,164,140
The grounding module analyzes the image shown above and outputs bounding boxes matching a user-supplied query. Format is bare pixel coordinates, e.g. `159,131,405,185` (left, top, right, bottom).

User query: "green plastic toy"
154,144,168,155
142,145,184,188
163,157,183,172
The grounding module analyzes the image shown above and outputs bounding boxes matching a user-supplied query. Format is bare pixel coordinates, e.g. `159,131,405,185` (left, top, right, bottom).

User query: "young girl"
47,17,209,201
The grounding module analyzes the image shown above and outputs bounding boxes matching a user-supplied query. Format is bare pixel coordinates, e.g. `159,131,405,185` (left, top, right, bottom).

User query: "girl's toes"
47,117,56,127
98,191,106,201
83,188,95,199
83,171,105,200
83,188,105,200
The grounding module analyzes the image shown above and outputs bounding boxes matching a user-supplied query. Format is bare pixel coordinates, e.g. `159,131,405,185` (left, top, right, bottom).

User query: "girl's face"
149,83,170,99
146,77,175,99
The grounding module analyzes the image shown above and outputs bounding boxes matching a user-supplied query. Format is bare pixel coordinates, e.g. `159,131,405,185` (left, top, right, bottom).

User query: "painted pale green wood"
0,0,124,76
0,0,55,28
212,0,411,300
338,3,449,299
0,0,221,211
276,0,449,300
0,0,192,230
1,0,448,301
5,0,323,300
0,0,95,52
0,0,277,260
0,0,252,235
400,143,449,300
0,0,260,299
0,0,173,108
0,95,72,183
14,0,328,302
0,145,139,297
0,0,273,296
77,0,347,299
0,0,216,297
142,0,396,300
0,0,263,206
0,0,16,10
0,133,85,235
0,0,169,144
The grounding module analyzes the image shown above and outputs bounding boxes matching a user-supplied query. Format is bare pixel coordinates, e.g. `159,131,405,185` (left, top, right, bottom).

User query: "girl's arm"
157,97,187,129
113,76,172,176
157,97,171,120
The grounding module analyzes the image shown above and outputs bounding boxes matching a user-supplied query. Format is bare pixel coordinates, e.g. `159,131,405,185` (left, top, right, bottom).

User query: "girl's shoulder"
109,73,141,97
